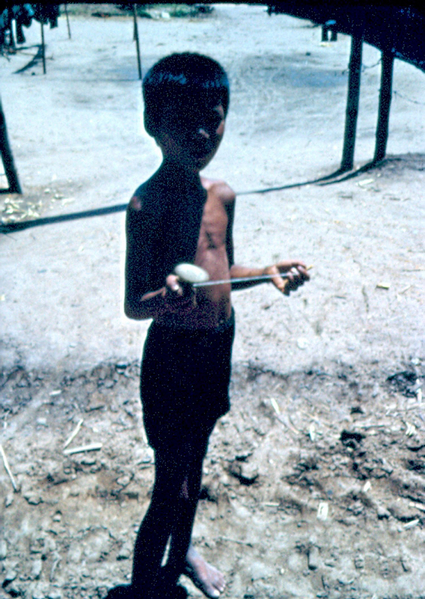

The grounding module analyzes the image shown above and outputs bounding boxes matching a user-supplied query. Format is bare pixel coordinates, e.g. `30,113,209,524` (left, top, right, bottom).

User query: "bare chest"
196,194,228,252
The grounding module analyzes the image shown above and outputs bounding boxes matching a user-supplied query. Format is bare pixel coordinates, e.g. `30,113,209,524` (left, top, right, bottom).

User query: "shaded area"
0,202,127,234
13,44,44,74
267,3,425,72
268,3,424,172
0,156,406,234
0,166,364,234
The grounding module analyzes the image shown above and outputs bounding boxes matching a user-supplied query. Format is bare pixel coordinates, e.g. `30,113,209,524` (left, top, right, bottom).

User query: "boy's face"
159,102,225,172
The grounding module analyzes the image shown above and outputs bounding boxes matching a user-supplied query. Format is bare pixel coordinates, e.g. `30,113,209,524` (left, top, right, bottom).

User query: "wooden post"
9,19,16,50
0,99,22,194
340,36,363,172
133,4,142,80
40,22,46,74
64,3,72,40
374,52,394,163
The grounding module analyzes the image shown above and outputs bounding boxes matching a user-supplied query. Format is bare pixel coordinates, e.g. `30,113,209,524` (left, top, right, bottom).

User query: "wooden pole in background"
64,3,72,39
340,36,363,172
374,52,394,164
40,22,46,74
0,98,22,194
133,4,142,80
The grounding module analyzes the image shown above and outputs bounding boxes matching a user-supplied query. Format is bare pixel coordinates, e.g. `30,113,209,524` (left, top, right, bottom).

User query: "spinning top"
174,263,210,284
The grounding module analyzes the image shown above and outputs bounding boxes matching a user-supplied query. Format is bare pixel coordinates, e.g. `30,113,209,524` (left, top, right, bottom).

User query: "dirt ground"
1,4,425,598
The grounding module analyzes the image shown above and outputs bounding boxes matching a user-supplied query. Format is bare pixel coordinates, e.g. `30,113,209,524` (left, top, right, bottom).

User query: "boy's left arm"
230,260,309,296
226,199,309,296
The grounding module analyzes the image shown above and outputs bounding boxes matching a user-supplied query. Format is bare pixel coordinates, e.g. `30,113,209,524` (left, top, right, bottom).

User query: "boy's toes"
185,560,225,598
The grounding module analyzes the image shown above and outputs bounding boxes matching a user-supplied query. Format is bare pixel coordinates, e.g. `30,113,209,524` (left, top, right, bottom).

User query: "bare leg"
132,429,213,597
185,544,226,598
163,433,211,587
131,451,182,597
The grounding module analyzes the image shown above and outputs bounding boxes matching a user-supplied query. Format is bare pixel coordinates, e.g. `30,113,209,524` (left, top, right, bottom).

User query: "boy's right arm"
124,196,195,321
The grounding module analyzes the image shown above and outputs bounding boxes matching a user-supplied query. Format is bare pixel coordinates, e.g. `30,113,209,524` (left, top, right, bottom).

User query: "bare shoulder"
128,194,143,212
127,178,155,214
201,177,236,204
126,186,150,233
127,186,150,221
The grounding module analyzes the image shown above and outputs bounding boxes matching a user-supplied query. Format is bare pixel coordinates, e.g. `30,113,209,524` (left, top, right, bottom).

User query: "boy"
116,53,309,599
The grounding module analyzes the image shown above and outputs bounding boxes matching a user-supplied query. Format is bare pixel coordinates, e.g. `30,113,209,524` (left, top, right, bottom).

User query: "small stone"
5,493,14,508
250,561,272,581
308,546,320,570
31,582,49,599
117,543,132,560
0,539,7,560
24,493,43,505
377,505,390,519
6,582,21,596
30,540,43,554
388,500,418,522
354,554,364,569
116,475,131,487
297,337,309,349
32,583,49,599
372,383,380,398
4,569,17,583
68,544,82,563
287,552,304,572
31,559,43,580
240,461,259,483
401,556,411,572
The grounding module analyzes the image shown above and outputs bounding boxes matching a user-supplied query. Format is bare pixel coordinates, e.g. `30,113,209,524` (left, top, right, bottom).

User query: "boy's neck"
161,157,203,182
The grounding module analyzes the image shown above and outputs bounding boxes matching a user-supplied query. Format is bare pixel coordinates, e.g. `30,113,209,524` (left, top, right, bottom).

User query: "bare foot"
184,545,226,598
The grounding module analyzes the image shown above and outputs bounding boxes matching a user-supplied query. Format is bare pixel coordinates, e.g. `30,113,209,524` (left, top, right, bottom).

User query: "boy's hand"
265,260,310,296
164,274,197,313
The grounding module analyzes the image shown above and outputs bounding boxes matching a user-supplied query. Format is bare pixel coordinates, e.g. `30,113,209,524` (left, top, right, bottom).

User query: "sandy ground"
1,4,425,598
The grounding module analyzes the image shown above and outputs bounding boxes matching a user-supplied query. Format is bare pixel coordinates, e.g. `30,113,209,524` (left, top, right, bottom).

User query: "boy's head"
143,53,229,141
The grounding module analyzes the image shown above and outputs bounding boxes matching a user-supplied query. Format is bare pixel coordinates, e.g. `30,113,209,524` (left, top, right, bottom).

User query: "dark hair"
143,52,229,138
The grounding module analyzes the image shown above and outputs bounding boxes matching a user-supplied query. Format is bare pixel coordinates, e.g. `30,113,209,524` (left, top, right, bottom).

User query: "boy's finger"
297,265,310,279
271,274,289,294
166,282,183,298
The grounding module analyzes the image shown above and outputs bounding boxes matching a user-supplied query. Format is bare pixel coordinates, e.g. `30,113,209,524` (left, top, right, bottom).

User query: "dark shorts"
140,311,235,451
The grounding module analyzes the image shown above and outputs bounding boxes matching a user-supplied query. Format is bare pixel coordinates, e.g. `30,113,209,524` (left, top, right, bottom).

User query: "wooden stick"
63,418,84,449
220,536,253,547
0,444,18,492
63,443,102,456
193,266,313,288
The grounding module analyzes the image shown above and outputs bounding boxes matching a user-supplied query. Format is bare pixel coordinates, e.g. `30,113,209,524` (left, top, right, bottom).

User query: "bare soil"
1,5,424,599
